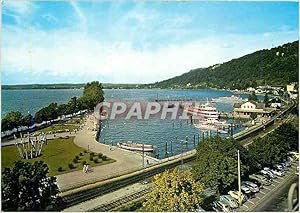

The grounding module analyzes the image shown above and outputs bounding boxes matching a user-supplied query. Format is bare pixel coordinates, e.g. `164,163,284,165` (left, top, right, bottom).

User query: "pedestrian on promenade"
86,164,89,173
83,164,86,173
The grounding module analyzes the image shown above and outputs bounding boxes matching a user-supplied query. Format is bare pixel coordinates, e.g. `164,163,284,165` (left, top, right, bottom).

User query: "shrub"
84,150,88,153
58,167,63,172
98,153,103,158
102,155,107,161
82,161,87,165
68,163,75,169
73,158,78,163
79,152,83,156
90,152,95,157
94,158,99,163
75,155,80,160
89,156,94,161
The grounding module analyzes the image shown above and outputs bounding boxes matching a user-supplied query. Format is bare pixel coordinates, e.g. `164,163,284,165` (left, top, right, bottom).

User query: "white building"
233,100,274,118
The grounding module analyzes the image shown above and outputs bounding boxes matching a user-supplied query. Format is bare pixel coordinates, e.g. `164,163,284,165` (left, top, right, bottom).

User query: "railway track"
90,187,152,212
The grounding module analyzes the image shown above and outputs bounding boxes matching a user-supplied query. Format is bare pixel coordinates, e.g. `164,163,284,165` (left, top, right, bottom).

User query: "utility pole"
237,150,242,206
142,143,145,168
181,140,183,169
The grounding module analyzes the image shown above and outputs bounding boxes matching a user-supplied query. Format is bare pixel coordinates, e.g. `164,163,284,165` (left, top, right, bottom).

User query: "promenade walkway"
56,115,160,192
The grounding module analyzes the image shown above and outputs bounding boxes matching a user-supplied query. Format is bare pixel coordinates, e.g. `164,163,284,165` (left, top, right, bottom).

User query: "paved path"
56,115,160,192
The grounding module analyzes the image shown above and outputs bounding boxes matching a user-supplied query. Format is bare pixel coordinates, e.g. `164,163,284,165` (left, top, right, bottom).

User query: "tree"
247,136,281,170
2,161,62,211
34,103,58,123
1,111,23,131
247,122,299,170
143,169,203,211
82,81,104,110
192,136,248,193
271,122,299,152
21,113,34,127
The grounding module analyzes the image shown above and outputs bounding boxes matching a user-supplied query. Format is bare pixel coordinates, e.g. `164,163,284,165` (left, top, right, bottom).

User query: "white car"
219,195,239,209
242,181,260,193
212,201,231,212
270,169,285,177
274,164,286,171
260,170,275,179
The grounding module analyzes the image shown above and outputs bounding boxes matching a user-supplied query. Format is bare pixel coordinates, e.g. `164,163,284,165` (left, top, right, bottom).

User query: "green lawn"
66,117,84,125
36,124,79,134
2,137,115,176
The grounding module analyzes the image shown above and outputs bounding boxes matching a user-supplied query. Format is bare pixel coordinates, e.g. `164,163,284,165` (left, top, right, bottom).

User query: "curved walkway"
56,115,160,192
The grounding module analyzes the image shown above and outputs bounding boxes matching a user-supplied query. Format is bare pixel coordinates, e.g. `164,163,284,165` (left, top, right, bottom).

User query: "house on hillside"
233,100,275,119
269,97,285,109
287,83,298,100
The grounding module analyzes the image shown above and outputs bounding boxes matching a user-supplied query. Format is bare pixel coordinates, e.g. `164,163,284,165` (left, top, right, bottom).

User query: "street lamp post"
237,150,242,206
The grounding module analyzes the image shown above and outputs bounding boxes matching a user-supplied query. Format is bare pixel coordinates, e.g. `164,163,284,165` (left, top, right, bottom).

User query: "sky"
1,0,299,85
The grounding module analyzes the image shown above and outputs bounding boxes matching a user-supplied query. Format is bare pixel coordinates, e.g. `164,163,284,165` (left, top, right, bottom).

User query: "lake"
2,88,253,159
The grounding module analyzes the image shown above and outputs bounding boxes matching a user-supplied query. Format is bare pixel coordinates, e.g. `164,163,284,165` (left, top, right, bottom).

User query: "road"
253,175,298,211
237,160,299,212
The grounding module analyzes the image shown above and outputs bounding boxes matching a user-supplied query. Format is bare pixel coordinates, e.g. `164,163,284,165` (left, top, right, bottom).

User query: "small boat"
117,141,154,152
194,123,228,134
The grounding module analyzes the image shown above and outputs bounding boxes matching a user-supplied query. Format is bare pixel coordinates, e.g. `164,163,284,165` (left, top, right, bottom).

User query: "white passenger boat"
187,101,220,119
117,141,154,152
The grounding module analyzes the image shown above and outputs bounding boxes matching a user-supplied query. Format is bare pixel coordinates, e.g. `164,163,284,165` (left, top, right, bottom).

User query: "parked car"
274,164,286,171
242,181,260,193
287,155,295,162
270,169,285,177
219,195,239,209
196,206,206,212
249,174,271,186
280,162,289,170
283,159,291,167
228,191,246,203
249,179,263,189
211,201,231,212
288,151,299,159
260,170,275,179
241,185,255,199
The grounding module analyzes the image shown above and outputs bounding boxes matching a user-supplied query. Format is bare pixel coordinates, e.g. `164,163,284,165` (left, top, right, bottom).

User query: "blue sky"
2,0,299,85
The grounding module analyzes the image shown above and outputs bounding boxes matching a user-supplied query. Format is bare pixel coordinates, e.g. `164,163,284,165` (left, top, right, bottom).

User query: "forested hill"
150,40,298,89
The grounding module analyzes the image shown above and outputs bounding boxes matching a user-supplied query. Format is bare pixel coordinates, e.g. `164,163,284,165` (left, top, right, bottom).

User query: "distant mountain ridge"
2,83,142,90
150,40,299,89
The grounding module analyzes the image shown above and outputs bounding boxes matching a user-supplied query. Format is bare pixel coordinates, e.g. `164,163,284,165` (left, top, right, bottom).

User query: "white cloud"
3,0,32,15
2,26,298,84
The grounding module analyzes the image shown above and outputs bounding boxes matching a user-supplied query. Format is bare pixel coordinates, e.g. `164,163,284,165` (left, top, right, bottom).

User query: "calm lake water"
2,89,255,158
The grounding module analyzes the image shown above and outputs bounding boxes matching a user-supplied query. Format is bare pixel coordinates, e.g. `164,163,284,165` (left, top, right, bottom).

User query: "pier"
154,98,210,103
